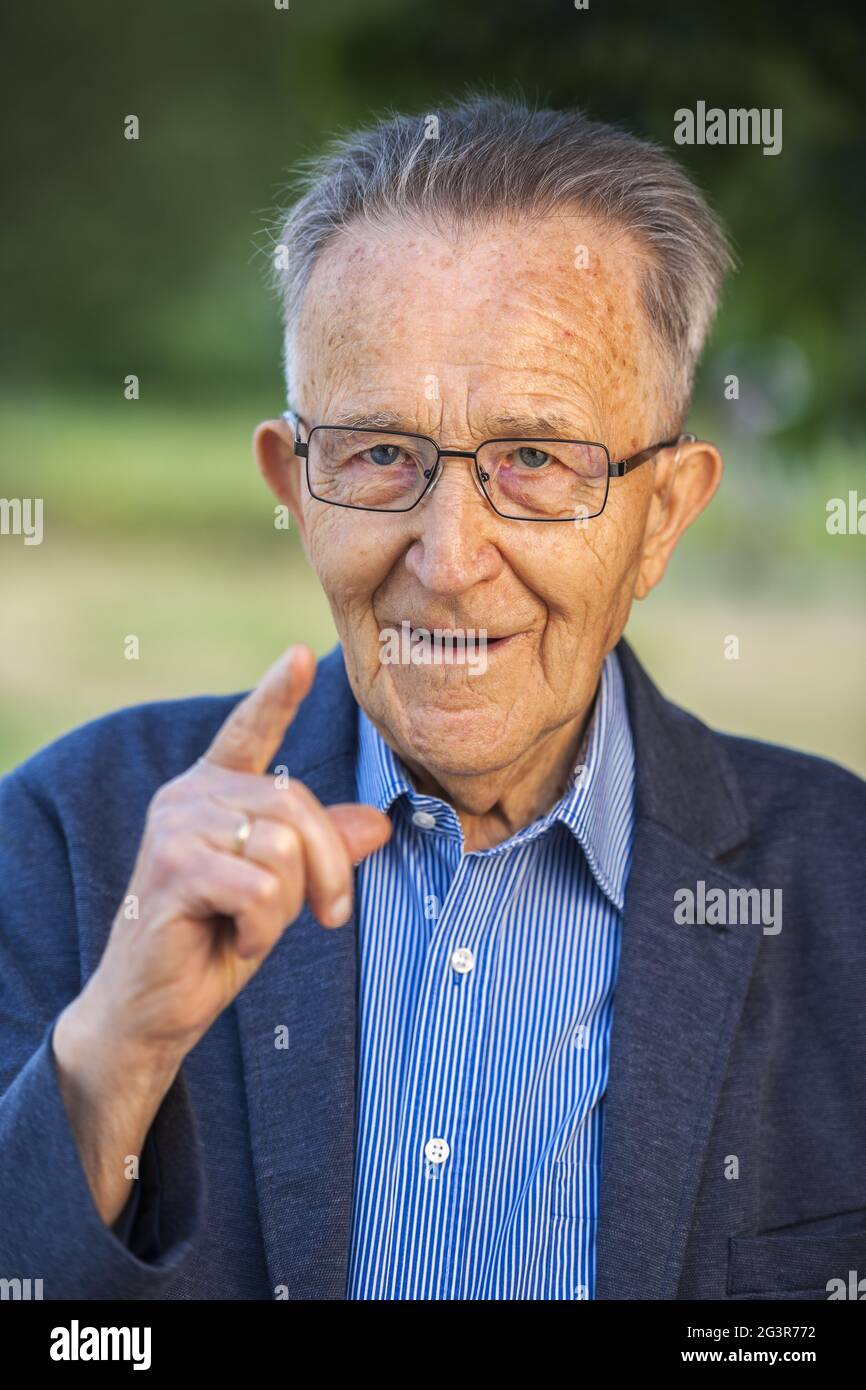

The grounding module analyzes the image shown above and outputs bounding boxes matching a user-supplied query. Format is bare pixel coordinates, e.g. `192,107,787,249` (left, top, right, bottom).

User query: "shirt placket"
389,831,505,1299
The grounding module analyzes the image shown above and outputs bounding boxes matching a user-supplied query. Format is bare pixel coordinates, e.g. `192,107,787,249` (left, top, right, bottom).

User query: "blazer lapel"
234,648,361,1300
596,640,761,1299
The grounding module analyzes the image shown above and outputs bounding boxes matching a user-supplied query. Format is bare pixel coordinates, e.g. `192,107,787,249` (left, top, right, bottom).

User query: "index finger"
204,644,316,775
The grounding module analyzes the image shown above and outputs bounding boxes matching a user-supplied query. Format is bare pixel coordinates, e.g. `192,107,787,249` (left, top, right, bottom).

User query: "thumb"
327,803,393,863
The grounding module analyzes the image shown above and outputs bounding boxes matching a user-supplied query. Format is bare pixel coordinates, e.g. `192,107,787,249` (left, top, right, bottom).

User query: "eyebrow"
323,409,588,439
482,412,586,438
326,410,413,431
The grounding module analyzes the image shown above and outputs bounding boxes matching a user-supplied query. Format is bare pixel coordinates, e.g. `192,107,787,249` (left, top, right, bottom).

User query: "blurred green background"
1,0,864,774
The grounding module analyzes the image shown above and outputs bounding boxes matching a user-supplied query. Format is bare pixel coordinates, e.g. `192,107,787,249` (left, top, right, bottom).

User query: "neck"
400,693,598,853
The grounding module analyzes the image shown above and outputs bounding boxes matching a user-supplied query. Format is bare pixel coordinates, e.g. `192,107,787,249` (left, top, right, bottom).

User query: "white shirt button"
450,947,475,975
424,1137,450,1165
412,810,437,829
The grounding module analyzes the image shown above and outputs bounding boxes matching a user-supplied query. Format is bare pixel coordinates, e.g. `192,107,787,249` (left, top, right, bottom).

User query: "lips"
382,619,529,654
406,625,515,641
409,628,520,649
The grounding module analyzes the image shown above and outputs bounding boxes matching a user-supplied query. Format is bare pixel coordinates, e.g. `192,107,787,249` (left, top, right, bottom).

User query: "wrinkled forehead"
292,212,663,437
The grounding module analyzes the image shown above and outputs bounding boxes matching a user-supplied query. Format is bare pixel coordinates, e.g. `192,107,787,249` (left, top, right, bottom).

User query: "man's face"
259,213,716,794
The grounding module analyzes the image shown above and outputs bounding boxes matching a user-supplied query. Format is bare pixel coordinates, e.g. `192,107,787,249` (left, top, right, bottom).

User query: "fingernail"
329,894,352,925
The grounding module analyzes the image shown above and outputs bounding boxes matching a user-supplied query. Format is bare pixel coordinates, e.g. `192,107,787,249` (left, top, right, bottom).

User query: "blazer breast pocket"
728,1214,866,1299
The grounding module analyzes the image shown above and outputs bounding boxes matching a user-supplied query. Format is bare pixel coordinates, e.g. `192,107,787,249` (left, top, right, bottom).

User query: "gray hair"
268,94,735,431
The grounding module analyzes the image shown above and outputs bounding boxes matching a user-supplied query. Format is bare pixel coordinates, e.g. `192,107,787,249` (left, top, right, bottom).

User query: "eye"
514,446,553,470
363,443,404,467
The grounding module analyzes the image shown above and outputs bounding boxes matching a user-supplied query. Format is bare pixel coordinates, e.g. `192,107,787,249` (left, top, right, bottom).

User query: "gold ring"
232,813,253,855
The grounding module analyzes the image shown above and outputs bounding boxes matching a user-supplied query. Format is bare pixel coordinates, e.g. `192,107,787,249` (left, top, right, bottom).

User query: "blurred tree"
1,0,863,445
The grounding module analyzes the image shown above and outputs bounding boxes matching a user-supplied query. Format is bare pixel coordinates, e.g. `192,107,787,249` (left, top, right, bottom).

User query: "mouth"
376,621,529,677
404,624,521,639
405,626,525,654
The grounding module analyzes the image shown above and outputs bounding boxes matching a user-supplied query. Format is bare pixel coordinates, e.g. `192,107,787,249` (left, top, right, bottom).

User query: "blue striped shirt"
346,649,635,1299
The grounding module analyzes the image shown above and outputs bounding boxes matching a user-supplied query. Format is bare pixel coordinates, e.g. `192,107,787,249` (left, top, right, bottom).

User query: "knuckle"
150,770,198,820
249,872,280,909
147,803,184,838
272,824,300,862
149,831,188,880
161,765,199,798
280,778,309,812
149,781,178,817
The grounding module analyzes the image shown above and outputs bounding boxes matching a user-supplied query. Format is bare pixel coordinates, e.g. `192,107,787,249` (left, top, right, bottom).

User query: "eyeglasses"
281,410,695,522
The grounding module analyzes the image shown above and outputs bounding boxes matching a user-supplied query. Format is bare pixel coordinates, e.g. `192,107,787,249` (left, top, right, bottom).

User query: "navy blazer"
1,638,864,1300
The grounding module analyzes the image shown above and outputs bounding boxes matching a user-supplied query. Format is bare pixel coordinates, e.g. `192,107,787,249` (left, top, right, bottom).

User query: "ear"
633,438,723,600
254,417,308,539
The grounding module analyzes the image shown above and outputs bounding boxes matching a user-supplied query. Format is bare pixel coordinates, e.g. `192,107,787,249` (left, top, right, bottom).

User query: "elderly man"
1,97,864,1303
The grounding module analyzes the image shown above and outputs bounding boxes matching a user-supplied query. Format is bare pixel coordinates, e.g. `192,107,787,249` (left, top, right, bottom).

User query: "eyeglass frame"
281,409,697,522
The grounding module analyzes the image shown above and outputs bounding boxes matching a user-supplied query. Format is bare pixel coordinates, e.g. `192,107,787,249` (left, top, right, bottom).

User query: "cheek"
516,520,633,618
303,504,400,615
603,474,653,564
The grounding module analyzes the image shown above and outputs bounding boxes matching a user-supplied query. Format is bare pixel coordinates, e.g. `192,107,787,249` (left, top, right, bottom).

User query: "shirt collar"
355,647,635,911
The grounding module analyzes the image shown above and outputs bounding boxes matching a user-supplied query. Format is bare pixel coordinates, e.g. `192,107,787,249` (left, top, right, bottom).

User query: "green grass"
0,532,337,771
1,392,276,535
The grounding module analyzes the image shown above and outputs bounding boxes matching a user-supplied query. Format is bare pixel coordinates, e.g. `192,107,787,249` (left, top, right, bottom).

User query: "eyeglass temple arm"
282,409,308,457
609,432,697,477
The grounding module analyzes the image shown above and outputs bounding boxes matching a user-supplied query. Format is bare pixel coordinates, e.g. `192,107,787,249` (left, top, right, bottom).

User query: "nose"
403,454,503,597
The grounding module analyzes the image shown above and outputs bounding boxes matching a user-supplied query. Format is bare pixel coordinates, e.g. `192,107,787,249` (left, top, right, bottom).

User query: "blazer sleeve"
0,766,206,1298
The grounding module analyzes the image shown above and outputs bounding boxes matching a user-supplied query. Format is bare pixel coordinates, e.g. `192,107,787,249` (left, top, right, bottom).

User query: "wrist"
52,985,182,1228
54,980,185,1100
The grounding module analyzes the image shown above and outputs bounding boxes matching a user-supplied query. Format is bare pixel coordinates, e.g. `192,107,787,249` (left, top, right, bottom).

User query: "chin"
397,700,519,775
